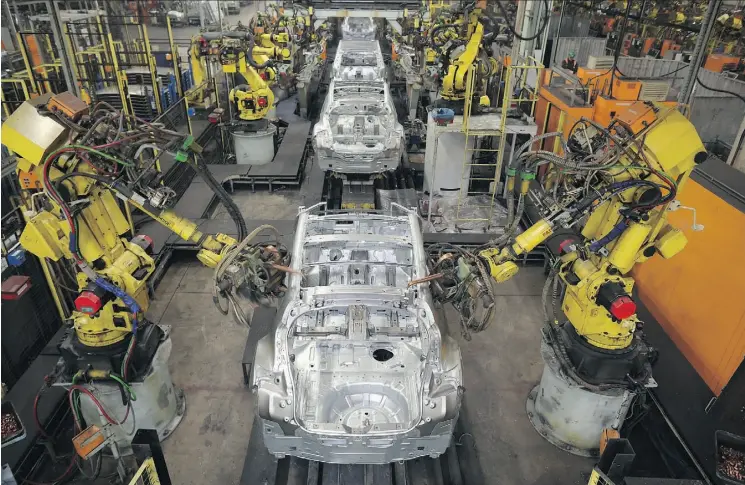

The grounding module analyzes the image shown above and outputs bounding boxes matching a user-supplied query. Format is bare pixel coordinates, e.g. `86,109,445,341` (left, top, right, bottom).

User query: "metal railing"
1,78,32,119
454,56,543,227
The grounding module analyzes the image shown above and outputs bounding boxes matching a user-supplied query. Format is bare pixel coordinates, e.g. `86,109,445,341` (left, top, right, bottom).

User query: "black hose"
493,0,550,41
232,84,250,97
191,154,247,241
247,33,273,70
696,72,745,103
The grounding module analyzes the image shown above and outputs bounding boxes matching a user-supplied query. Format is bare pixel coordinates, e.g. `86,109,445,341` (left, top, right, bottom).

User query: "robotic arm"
191,31,287,123
429,2,501,109
499,104,705,351
2,93,287,376
433,102,706,364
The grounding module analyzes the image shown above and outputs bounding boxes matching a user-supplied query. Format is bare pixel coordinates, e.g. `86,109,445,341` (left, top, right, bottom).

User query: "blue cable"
94,277,141,334
589,219,629,253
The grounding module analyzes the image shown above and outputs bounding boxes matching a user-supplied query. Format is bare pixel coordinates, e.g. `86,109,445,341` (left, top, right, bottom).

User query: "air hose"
247,33,273,70
190,154,247,241
511,132,569,167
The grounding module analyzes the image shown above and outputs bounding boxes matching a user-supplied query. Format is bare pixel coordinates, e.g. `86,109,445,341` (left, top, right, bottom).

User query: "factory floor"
144,190,594,485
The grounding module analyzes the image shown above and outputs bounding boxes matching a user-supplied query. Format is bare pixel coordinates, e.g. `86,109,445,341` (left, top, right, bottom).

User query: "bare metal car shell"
252,205,463,464
313,40,405,174
341,17,376,40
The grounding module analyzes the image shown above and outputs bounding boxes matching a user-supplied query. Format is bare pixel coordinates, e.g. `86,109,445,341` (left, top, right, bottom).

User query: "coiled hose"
247,33,272,70
191,154,247,241
212,224,281,326
511,132,569,168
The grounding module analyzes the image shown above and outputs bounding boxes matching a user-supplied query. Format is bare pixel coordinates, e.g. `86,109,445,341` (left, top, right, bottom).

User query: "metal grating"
125,67,174,87
639,81,671,101
587,55,615,69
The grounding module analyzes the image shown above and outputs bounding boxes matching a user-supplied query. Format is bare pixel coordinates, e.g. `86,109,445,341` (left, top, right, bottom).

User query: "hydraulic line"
191,154,247,241
247,33,272,69
512,132,569,166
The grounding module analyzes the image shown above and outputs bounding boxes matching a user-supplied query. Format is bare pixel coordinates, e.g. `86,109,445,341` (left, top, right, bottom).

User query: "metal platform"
238,422,476,485
224,121,313,192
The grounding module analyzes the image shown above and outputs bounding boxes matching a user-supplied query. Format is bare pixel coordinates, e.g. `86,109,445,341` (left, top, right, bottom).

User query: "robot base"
76,328,186,446
526,338,635,457
59,321,164,380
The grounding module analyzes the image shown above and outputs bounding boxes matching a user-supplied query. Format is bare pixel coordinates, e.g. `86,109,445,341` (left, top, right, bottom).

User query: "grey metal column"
550,1,565,67
510,1,527,60
47,0,79,96
297,81,309,118
2,1,19,51
728,114,745,173
677,0,721,105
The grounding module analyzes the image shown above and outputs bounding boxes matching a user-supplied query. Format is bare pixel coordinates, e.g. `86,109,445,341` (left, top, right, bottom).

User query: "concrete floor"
144,191,595,485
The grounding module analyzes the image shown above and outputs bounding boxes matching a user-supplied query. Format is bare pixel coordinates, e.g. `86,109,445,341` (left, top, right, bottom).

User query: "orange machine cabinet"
633,178,745,395
642,38,656,56
704,54,742,73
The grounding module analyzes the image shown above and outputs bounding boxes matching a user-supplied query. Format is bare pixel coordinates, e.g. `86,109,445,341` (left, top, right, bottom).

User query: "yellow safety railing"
127,457,162,485
455,55,543,227
1,79,32,119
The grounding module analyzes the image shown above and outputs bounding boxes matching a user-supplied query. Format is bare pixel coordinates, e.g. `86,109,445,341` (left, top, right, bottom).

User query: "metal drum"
232,124,277,165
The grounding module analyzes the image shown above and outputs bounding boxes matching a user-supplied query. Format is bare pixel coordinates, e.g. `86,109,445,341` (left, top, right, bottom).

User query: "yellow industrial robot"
474,102,707,455
188,31,288,115
1,92,287,442
227,33,281,124
428,1,499,112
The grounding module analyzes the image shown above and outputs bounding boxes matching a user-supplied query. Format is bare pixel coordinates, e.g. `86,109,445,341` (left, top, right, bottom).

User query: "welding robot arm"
228,32,286,122
4,94,286,352
432,2,499,105
456,104,706,348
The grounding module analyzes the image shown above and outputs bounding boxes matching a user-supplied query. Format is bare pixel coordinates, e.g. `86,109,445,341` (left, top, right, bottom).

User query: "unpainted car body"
313,40,405,174
252,206,463,464
341,17,376,40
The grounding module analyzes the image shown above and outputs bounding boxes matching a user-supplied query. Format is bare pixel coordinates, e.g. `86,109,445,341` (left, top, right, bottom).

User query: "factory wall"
547,11,592,38
689,96,743,147
616,57,689,91
553,37,607,68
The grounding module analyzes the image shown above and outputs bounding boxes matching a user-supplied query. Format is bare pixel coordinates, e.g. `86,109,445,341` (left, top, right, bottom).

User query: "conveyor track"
240,416,477,485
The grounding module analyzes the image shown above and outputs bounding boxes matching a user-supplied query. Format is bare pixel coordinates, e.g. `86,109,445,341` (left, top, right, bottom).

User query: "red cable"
32,393,51,439
68,386,120,425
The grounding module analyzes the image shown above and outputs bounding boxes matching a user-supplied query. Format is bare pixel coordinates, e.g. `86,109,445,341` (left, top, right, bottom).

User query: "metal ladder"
455,57,543,229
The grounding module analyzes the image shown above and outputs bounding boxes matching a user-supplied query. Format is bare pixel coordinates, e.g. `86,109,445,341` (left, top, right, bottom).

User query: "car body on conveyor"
341,17,377,40
251,206,463,464
312,40,405,174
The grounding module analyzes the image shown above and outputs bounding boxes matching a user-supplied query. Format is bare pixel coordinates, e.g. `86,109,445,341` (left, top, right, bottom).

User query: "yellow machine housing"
441,21,485,101
229,70,275,122
2,94,235,349
480,103,704,351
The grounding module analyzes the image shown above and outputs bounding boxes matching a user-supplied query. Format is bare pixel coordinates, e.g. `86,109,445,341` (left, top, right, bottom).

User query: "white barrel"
526,339,634,457
79,336,185,446
232,124,277,165
424,117,475,198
